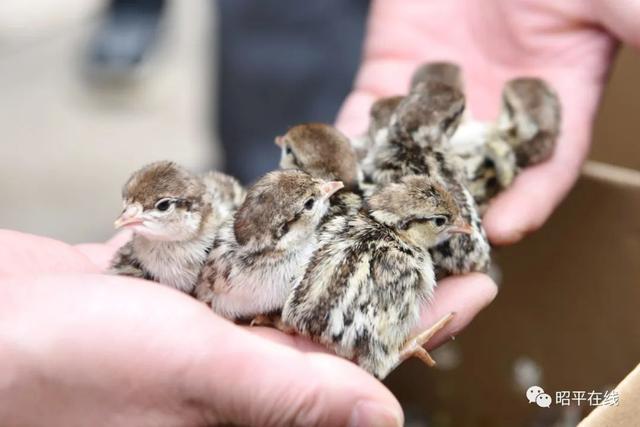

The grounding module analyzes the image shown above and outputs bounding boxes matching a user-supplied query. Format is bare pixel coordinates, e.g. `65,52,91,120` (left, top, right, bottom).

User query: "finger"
417,273,498,349
335,90,380,138
483,159,580,245
2,273,403,427
205,339,404,426
74,231,132,271
105,230,133,249
0,229,98,275
335,59,416,138
483,72,601,244
194,320,404,426
247,326,335,354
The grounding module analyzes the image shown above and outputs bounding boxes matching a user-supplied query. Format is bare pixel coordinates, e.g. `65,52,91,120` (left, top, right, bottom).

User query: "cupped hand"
337,0,633,245
0,230,495,426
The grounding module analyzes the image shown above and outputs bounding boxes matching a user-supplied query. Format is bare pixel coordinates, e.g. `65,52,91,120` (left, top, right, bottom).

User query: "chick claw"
399,312,455,367
249,314,295,334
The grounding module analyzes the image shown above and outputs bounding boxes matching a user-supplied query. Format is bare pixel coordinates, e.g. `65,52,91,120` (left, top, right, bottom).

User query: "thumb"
200,322,404,427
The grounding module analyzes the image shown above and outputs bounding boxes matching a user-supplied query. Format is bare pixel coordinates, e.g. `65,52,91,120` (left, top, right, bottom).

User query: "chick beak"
448,218,473,235
275,136,284,147
114,205,143,229
319,181,344,199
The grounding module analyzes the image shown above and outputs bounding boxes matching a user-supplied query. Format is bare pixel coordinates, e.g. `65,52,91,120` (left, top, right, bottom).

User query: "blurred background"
0,0,367,243
0,1,638,425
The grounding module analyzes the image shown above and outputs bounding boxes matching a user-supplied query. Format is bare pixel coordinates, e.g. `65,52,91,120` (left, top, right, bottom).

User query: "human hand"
0,230,495,426
337,0,634,245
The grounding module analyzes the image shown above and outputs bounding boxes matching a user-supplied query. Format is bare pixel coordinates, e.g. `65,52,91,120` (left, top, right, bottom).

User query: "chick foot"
250,314,295,334
398,312,455,367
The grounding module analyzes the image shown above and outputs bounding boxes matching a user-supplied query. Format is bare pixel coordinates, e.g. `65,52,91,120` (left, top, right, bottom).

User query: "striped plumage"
363,84,491,278
283,175,467,379
194,170,343,320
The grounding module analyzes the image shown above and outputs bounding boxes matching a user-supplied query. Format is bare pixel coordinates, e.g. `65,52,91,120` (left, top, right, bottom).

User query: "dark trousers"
217,0,369,183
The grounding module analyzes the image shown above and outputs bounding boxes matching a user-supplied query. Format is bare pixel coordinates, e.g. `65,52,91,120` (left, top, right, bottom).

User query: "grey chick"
195,170,343,321
282,175,472,379
364,82,490,277
109,161,245,294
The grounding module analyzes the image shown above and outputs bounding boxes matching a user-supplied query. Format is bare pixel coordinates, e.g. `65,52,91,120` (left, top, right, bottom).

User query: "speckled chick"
195,170,343,320
282,175,471,379
410,61,465,93
450,77,560,210
364,82,490,277
498,77,560,167
109,161,245,294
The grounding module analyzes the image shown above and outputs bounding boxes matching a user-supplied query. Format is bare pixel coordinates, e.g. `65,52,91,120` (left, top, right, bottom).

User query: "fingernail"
349,401,403,427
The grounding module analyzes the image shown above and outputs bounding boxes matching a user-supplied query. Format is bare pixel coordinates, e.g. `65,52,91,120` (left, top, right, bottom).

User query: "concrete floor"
0,0,218,243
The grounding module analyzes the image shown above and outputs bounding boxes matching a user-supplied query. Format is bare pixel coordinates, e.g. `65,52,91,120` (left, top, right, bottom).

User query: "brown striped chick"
357,62,464,162
195,170,343,321
276,123,364,232
276,123,361,191
409,62,517,211
498,77,560,167
364,82,490,277
282,175,472,379
109,161,245,294
450,77,560,211
410,61,465,94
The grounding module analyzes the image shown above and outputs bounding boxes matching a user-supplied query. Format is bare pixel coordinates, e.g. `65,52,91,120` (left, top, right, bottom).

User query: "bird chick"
282,175,471,379
109,161,245,294
498,77,561,167
408,61,514,210
367,95,405,147
450,129,517,212
276,123,364,230
410,61,465,93
276,123,361,190
391,81,466,147
449,77,560,210
364,84,490,277
356,62,464,163
195,170,343,320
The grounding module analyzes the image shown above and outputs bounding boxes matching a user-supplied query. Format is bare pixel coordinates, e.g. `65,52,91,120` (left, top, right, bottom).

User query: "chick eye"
285,146,293,155
304,198,315,210
432,216,447,227
155,198,173,211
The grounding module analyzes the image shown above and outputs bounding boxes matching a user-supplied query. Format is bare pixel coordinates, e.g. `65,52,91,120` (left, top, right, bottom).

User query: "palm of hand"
338,0,617,244
0,229,494,426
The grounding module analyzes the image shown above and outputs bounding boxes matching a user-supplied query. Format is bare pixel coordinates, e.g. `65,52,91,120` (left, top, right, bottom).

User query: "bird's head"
115,161,209,241
410,61,464,93
367,175,472,248
276,123,360,190
389,81,465,147
233,170,343,252
498,77,560,166
368,95,404,140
